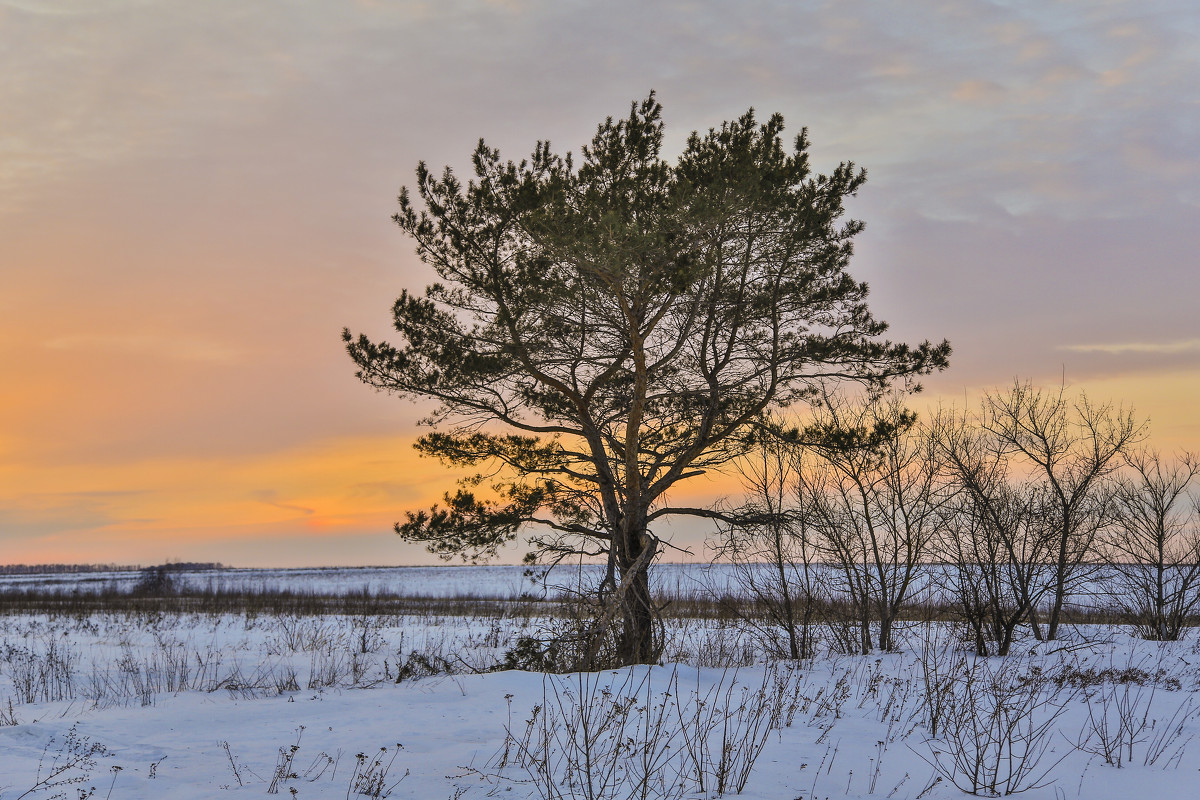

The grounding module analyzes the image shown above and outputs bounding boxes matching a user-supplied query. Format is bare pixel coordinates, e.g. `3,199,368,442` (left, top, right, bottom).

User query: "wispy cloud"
1059,339,1200,355
254,490,315,517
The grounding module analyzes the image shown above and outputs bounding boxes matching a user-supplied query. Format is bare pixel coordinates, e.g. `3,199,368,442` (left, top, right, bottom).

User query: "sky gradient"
3,0,1198,566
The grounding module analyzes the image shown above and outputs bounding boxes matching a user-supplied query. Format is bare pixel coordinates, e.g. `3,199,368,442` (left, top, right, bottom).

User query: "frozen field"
0,563,813,603
0,564,715,600
0,564,557,599
0,563,1125,611
1,569,1198,798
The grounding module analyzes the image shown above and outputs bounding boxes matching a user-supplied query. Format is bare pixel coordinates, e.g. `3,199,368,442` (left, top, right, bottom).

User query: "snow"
0,564,1126,610
2,571,1200,798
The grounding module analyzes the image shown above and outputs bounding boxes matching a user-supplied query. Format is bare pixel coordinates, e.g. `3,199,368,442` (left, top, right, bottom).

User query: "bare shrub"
1,637,77,704
267,727,305,794
307,648,350,689
801,392,947,654
496,583,635,674
351,612,389,654
500,665,791,800
392,631,460,681
14,723,107,799
273,665,301,694
977,380,1143,641
670,664,797,795
914,624,968,739
273,615,340,653
506,668,684,800
349,745,408,798
713,424,826,660
680,623,757,669
1101,449,1200,641
1072,652,1199,768
933,407,1056,656
0,696,18,726
914,654,1076,796
108,638,196,706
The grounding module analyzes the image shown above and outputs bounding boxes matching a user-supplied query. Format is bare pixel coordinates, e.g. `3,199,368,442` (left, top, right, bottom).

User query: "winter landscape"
7,2,1200,799
3,563,1200,799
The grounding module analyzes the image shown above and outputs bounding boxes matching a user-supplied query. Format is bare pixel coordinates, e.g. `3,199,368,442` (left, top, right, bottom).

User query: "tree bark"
617,529,658,664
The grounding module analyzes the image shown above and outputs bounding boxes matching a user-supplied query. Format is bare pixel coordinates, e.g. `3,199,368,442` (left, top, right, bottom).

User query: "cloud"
952,79,1006,104
1058,339,1200,355
254,490,316,517
0,489,147,541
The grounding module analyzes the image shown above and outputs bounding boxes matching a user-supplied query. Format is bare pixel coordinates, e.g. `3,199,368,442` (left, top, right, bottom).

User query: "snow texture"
1,567,1199,798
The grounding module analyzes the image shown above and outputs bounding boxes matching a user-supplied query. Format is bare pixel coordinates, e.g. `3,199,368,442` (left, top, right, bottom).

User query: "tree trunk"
775,540,802,660
878,614,893,653
616,529,658,665
997,623,1014,657
1046,553,1067,640
859,606,873,655
1028,606,1045,641
973,624,988,658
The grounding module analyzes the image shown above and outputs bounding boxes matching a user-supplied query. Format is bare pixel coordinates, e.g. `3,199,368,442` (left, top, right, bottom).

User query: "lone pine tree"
344,94,950,665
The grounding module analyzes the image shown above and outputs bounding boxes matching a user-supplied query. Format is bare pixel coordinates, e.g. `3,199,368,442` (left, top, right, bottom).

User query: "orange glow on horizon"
0,433,469,567
3,368,1196,568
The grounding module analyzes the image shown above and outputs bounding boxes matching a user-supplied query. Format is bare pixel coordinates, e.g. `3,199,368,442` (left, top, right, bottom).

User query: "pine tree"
344,93,950,665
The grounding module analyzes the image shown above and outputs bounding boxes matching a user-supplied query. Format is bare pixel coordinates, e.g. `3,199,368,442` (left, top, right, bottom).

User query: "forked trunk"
619,567,656,664
878,615,893,653
615,528,659,665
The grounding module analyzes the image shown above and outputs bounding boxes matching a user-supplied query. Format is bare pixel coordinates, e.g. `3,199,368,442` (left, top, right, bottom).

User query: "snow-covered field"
0,564,1125,611
2,571,1199,799
0,564,748,601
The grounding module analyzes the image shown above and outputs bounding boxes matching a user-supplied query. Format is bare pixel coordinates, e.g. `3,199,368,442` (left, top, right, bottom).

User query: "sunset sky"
3,0,1198,567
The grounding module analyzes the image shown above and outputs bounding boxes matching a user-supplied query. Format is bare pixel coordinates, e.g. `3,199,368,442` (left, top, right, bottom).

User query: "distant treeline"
0,562,225,575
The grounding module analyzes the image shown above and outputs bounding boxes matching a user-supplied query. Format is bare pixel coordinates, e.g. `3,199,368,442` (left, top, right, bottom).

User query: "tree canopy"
344,93,950,664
